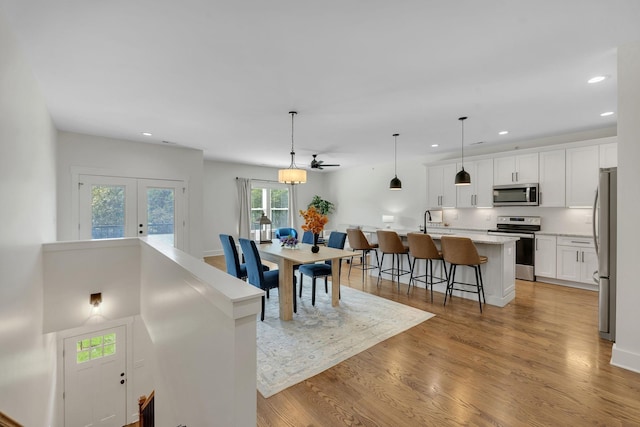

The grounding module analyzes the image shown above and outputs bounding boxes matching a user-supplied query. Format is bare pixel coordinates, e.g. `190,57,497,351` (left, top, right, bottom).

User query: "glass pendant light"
389,133,402,190
278,111,307,184
455,116,471,186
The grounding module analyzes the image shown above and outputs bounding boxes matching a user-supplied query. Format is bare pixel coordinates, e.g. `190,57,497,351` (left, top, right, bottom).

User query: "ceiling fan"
310,154,340,170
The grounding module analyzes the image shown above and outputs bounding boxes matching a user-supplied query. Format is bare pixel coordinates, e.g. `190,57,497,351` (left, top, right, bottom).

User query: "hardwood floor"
205,256,640,426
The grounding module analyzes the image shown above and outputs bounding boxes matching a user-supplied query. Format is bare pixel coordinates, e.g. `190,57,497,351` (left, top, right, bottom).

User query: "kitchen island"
370,230,519,308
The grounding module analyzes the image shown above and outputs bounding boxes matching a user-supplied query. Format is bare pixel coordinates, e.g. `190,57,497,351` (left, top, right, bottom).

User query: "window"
251,185,290,237
76,332,117,364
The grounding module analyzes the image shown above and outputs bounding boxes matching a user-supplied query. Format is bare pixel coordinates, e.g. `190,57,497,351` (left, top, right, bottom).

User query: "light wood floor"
205,256,640,426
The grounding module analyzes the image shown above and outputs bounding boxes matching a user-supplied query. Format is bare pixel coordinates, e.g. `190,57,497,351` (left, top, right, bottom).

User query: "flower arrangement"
280,236,299,249
299,206,329,236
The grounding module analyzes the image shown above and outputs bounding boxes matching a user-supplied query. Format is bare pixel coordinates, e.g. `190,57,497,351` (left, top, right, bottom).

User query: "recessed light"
588,76,606,84
600,111,614,117
431,144,439,148
142,132,152,136
498,130,509,135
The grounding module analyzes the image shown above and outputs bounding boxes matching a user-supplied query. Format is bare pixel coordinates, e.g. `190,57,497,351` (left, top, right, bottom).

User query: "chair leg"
361,250,367,285
299,272,304,297
474,266,483,313
324,276,328,293
408,257,417,294
428,259,434,303
348,255,354,278
444,263,456,306
377,253,386,286
293,281,297,313
312,277,317,306
261,295,265,321
478,264,486,303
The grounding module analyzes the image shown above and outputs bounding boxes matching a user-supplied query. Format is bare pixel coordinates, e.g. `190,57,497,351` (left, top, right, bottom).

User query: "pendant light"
455,116,471,186
389,133,402,190
278,111,307,184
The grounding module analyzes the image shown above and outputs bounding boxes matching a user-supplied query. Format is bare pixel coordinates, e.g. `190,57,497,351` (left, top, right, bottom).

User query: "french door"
78,175,185,249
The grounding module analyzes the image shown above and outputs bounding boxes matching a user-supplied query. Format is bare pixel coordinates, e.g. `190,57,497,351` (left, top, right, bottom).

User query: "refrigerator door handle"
592,188,599,257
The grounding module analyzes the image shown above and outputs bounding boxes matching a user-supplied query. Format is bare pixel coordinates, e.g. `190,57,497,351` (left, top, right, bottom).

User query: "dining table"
256,241,356,320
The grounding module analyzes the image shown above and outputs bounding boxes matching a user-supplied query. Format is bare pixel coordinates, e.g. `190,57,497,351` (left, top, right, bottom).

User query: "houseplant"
308,195,335,216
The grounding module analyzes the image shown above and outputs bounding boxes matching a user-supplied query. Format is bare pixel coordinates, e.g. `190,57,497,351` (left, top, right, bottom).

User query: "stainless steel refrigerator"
593,167,617,341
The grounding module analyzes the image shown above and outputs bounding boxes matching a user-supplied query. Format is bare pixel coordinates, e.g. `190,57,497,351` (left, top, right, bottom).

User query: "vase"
311,233,320,253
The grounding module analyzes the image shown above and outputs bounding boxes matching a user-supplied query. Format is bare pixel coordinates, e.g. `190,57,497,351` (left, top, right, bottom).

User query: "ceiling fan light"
455,168,471,186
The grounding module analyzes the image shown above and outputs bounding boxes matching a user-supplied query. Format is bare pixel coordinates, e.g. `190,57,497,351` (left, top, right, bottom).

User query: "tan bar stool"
376,230,412,291
441,236,487,312
346,228,380,284
406,232,448,302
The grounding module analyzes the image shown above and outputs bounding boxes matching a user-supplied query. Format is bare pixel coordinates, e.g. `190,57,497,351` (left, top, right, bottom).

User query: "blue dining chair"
275,227,298,239
298,231,347,306
301,230,314,244
219,234,269,280
239,238,297,321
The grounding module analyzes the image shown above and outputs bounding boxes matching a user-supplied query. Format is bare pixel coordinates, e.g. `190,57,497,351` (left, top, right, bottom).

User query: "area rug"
256,278,435,397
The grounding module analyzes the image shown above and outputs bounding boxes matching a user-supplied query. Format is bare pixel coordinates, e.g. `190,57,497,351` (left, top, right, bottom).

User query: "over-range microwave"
493,183,539,206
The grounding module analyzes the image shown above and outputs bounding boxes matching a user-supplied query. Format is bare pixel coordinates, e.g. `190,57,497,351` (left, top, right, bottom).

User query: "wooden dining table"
256,242,356,320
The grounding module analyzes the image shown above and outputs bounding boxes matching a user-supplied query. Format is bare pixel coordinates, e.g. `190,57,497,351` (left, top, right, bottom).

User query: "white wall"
611,42,640,372
57,132,205,258
0,14,57,427
203,160,331,256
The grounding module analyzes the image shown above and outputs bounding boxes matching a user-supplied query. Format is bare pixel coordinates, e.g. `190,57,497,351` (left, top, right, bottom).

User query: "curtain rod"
235,177,280,184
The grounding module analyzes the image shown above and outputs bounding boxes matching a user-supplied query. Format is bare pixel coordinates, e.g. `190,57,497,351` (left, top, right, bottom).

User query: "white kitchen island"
373,230,519,308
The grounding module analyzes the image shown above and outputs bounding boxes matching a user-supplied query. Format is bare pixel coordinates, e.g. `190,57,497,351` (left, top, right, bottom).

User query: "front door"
64,325,127,427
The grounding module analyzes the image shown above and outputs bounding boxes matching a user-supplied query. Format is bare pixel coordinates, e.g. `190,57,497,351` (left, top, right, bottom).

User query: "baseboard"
203,249,224,258
534,276,598,291
611,343,640,374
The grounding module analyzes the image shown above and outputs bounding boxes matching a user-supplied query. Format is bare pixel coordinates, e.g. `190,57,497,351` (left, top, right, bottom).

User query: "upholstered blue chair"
275,227,298,239
239,238,296,321
298,232,347,306
301,230,314,244
219,234,269,280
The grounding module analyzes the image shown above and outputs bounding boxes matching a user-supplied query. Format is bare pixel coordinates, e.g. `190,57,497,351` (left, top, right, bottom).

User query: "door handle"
582,251,584,262
576,251,579,262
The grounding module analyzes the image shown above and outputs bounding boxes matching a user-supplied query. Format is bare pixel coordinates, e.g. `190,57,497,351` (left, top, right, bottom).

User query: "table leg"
331,257,340,307
279,259,295,320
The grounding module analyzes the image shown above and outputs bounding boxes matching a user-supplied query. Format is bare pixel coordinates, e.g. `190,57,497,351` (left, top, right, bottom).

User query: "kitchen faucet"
423,210,432,234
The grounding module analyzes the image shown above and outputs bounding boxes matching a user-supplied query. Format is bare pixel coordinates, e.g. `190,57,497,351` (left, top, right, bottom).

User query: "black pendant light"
389,133,402,190
455,117,471,186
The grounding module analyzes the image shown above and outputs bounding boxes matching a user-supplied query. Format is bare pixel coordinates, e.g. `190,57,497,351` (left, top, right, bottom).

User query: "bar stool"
406,232,448,302
441,236,487,312
346,228,380,285
376,230,412,291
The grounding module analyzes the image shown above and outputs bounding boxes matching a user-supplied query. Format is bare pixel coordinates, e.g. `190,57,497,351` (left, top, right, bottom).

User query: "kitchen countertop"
535,231,592,238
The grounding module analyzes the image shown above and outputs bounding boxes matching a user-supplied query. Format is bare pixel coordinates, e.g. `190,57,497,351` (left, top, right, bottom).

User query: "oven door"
487,231,536,281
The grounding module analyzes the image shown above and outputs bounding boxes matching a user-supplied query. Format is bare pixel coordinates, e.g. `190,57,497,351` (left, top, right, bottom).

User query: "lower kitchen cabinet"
534,235,556,278
556,237,597,284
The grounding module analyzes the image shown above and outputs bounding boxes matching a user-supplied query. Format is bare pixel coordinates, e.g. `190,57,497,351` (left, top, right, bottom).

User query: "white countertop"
535,231,592,238
363,228,518,245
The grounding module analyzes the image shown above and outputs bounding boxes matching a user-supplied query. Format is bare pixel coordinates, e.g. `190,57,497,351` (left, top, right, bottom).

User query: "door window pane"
91,185,125,239
76,332,117,364
146,188,175,246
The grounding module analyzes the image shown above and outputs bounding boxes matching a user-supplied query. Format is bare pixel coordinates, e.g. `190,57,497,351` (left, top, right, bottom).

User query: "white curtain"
236,178,252,239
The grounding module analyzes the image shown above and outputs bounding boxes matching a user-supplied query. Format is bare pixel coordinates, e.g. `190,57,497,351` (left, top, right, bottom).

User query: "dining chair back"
219,234,245,279
239,238,296,320
298,231,347,306
301,230,314,244
275,227,298,239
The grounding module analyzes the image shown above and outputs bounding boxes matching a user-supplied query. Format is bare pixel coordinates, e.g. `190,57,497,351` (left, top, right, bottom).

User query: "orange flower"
299,206,328,235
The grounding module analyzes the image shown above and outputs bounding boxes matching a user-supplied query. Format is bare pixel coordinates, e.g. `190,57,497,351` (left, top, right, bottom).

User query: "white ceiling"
1,0,639,169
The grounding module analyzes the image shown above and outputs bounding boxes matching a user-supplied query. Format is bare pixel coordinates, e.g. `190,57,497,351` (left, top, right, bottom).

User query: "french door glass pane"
146,187,175,246
91,185,125,239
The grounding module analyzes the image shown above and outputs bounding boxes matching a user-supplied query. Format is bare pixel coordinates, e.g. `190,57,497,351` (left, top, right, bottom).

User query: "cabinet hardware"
576,251,579,262
582,251,584,262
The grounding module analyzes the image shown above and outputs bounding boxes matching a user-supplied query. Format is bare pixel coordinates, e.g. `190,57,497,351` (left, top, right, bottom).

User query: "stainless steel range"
487,216,541,281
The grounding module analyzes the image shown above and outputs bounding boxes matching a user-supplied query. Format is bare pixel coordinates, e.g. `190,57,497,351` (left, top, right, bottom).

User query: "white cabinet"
599,142,618,168
427,163,457,208
456,158,494,208
534,235,557,278
566,145,599,207
493,153,539,185
556,237,597,284
538,149,566,207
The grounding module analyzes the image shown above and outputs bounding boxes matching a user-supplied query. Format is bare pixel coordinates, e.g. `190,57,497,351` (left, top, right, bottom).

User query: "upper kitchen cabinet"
538,149,566,207
599,142,618,168
493,153,539,185
456,158,494,208
566,145,599,207
427,163,457,208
